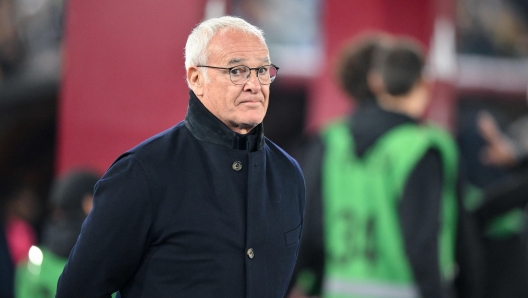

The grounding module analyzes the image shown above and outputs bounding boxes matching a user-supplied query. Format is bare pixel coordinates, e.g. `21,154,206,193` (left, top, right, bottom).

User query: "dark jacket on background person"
0,216,14,298
56,91,306,298
15,219,84,298
471,169,528,298
292,103,483,298
15,207,88,298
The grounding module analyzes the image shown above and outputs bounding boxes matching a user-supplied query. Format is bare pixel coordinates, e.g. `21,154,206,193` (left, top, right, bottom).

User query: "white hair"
184,16,266,84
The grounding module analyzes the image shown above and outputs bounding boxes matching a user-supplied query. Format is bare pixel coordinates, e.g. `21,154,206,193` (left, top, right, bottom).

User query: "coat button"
247,248,254,259
232,161,242,171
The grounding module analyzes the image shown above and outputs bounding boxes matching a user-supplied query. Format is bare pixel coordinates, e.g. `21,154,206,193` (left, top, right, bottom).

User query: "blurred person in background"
55,15,305,298
458,109,528,298
4,186,38,266
15,169,99,298
0,202,14,298
289,34,483,298
0,0,23,80
1,183,41,298
0,0,64,81
288,32,390,297
477,110,528,169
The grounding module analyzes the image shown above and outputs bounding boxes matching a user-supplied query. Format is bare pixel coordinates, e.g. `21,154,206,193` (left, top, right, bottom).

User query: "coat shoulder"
265,138,304,179
109,122,189,168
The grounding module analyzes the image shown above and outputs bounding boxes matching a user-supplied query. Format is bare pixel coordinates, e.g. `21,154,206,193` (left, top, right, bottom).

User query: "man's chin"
229,120,261,133
240,123,259,131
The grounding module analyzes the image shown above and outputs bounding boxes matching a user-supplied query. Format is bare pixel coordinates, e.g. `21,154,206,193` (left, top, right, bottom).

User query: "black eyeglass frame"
196,64,279,85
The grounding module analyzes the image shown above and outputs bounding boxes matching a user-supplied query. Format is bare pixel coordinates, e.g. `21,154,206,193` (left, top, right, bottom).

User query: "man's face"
197,30,270,134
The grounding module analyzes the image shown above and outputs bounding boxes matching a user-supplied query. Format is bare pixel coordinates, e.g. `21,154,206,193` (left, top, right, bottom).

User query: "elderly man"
56,16,305,298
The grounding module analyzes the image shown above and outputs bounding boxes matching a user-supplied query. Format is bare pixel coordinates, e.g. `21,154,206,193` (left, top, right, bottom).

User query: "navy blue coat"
56,91,305,298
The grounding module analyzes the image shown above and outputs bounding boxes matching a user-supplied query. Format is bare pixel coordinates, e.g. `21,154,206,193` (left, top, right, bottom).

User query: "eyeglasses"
197,64,279,85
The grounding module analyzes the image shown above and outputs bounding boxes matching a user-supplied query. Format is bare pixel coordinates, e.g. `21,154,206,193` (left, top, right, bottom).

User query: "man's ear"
418,76,431,92
81,194,94,216
187,67,204,96
367,71,385,96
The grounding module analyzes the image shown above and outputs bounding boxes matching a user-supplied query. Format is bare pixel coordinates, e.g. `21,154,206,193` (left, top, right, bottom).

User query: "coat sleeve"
399,149,444,298
56,154,153,298
474,172,528,226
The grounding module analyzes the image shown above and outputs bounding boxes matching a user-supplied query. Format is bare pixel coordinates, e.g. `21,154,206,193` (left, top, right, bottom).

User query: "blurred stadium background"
0,0,527,234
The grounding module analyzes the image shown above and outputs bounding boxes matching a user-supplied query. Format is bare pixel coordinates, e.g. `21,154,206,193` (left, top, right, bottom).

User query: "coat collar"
184,90,265,151
349,102,417,157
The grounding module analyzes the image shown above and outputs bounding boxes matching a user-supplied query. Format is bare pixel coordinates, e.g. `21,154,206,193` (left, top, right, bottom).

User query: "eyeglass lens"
229,65,278,85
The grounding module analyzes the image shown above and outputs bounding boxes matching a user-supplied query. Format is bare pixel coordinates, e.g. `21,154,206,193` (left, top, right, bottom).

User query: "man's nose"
246,69,261,85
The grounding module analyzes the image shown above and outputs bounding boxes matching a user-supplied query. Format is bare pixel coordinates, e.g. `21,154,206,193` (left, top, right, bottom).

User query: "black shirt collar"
184,90,265,152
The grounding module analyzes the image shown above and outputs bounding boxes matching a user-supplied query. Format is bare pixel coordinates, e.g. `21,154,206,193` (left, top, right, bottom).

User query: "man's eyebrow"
227,57,270,65
227,58,245,65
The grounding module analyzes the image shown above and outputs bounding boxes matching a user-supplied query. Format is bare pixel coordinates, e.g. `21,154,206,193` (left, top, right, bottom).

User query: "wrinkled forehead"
207,29,270,65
